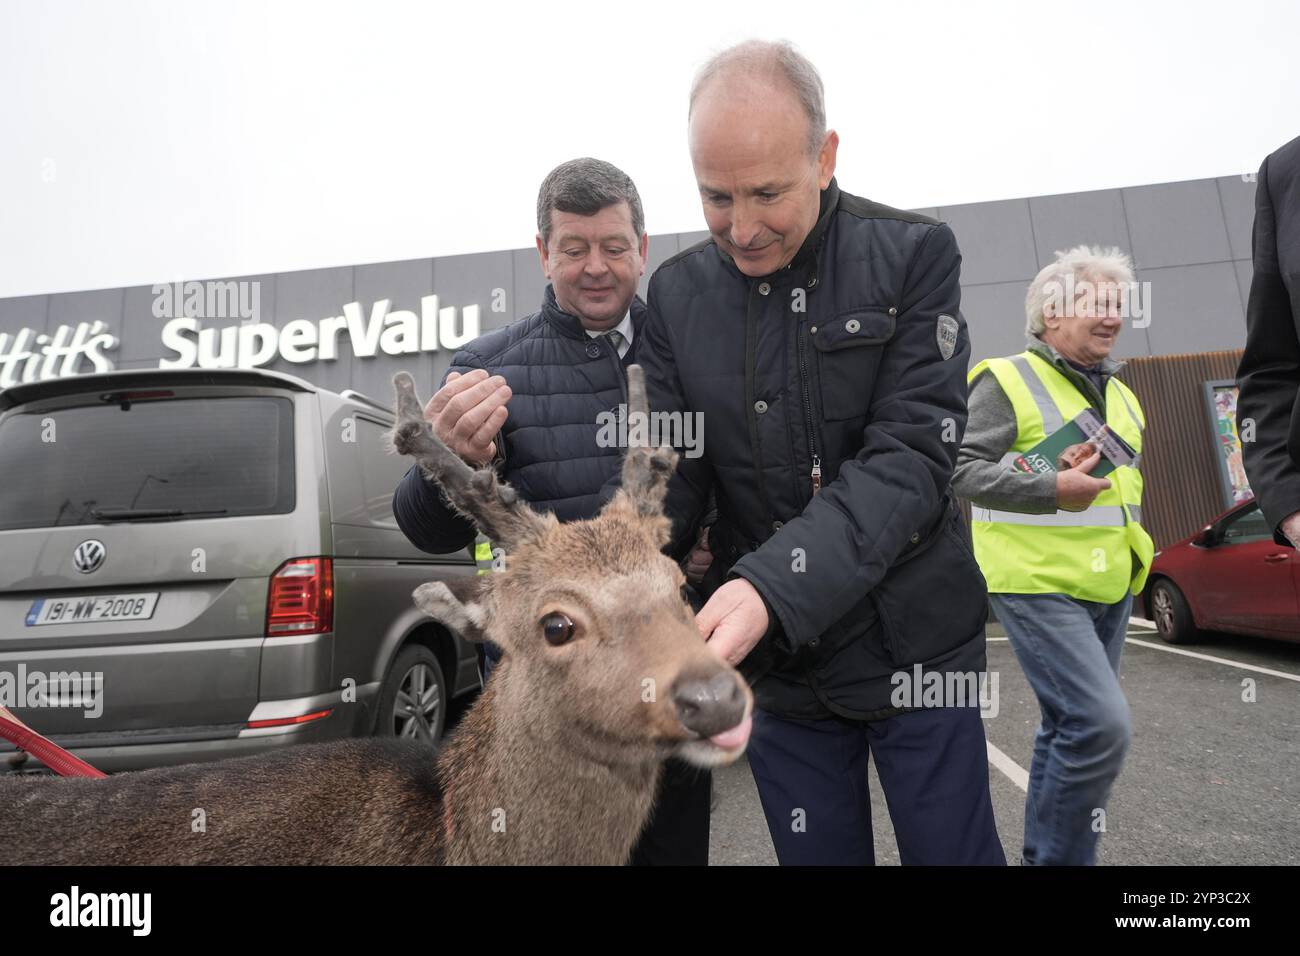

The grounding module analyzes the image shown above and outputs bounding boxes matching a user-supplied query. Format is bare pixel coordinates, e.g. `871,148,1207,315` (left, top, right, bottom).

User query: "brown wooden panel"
1116,350,1243,550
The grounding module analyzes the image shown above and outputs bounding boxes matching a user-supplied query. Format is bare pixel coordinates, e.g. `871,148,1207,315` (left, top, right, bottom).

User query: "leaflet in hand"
1010,408,1137,478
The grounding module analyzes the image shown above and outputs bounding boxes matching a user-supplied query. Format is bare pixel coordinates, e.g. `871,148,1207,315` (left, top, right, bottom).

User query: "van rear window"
0,396,295,530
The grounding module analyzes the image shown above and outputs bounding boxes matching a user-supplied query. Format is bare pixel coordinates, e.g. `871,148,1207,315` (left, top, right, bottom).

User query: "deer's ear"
413,577,492,643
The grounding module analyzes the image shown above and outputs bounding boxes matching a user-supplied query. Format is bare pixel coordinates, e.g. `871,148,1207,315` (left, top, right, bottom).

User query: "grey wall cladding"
937,198,1039,286
1141,262,1245,354
1027,189,1132,265
1121,179,1233,270
0,173,1261,392
0,294,49,336
1217,174,1258,262
960,281,1035,365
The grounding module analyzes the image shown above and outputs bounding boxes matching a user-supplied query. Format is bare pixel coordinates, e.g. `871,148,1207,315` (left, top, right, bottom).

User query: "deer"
0,366,753,866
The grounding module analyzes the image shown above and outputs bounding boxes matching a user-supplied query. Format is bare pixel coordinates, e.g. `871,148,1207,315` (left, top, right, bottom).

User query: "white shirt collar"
584,310,633,358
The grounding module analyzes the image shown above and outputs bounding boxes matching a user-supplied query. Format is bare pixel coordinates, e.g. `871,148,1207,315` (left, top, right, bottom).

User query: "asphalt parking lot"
708,618,1300,865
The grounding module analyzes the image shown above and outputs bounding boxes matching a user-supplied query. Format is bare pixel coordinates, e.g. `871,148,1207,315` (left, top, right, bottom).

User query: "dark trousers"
629,758,712,866
746,706,1006,865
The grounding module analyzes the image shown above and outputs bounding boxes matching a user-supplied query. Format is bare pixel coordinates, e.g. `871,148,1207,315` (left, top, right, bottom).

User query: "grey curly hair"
1025,245,1136,336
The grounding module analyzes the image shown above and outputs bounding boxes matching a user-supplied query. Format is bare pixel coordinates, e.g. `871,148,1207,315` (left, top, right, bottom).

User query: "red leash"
0,706,106,778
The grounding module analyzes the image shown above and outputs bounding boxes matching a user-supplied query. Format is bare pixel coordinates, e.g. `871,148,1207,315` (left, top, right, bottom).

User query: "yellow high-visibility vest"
473,535,494,575
968,351,1154,603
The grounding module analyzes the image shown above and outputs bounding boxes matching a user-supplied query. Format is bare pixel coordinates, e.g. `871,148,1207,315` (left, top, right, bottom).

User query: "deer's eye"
541,613,576,646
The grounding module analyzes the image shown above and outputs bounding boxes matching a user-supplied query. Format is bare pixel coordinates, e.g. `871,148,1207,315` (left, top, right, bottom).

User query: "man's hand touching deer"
424,368,512,467
695,578,769,667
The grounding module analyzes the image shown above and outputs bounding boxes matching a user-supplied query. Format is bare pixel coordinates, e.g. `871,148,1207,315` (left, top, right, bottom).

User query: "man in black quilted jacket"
391,158,712,866
1239,134,1300,548
621,40,1005,865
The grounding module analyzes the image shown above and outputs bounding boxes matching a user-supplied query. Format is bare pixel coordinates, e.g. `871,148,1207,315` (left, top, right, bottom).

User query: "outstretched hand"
695,577,769,667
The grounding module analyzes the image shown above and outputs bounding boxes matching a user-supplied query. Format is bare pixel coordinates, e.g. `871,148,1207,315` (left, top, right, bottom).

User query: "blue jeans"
746,706,1006,865
990,591,1133,866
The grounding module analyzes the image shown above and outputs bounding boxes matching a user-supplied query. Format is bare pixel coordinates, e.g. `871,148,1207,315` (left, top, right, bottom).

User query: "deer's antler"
389,372,549,549
616,364,679,519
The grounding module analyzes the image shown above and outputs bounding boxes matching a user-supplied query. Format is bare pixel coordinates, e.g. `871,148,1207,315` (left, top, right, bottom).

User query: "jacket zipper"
796,323,821,495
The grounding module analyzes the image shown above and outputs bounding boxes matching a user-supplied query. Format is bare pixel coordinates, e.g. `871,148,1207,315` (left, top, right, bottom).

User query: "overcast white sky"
2,0,1298,298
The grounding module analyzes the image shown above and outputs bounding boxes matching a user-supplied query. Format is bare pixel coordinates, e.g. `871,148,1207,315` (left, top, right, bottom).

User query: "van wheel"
1150,579,1198,645
379,645,446,748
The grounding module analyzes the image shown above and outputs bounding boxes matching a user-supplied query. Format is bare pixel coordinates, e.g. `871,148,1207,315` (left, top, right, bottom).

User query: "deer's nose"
672,671,747,738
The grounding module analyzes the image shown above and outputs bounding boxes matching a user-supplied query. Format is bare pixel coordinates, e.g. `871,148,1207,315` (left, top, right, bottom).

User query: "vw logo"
73,539,106,574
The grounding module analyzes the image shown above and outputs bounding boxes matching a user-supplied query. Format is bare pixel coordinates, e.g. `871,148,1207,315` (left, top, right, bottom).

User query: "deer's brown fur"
0,367,752,865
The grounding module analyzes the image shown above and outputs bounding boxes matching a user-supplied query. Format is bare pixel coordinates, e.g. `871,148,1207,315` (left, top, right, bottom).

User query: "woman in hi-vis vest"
953,245,1152,866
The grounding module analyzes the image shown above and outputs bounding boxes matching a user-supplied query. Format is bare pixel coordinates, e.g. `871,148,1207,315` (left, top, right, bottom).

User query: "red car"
1146,497,1300,645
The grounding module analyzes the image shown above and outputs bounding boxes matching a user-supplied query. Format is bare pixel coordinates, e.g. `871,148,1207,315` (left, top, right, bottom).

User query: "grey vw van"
0,367,480,774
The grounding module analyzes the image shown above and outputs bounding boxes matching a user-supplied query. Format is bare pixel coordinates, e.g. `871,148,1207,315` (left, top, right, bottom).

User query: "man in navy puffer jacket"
392,158,712,866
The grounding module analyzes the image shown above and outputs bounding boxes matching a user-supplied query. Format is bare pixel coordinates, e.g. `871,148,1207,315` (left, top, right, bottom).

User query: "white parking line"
1123,638,1300,683
983,614,1299,797
986,740,1029,792
992,618,1298,681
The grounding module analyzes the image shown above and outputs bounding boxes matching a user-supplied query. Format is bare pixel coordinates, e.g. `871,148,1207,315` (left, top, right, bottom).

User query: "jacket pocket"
811,307,895,421
805,589,881,671
801,593,901,718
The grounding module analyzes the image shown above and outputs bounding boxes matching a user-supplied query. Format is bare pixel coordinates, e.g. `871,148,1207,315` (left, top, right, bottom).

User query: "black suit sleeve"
1238,151,1300,546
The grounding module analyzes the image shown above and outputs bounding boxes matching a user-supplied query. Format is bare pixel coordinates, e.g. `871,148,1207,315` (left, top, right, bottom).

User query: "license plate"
25,593,160,627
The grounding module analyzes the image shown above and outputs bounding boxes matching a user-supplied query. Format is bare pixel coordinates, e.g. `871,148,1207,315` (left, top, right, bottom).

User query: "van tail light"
265,557,333,637
247,709,333,729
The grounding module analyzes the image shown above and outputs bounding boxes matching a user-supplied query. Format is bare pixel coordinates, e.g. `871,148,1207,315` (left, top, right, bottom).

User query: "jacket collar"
541,284,647,340
1027,335,1125,376
1026,335,1125,406
790,176,839,280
